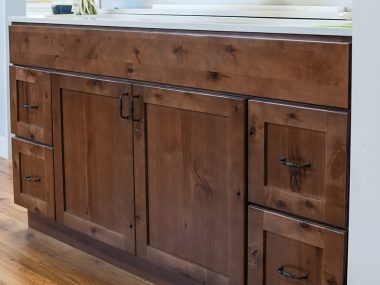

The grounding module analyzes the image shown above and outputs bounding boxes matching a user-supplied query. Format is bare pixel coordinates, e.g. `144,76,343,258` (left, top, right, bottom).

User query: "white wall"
348,1,380,284
0,0,26,159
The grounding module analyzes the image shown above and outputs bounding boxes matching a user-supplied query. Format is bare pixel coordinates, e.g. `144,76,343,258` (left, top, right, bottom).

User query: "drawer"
10,66,52,145
248,206,346,285
12,138,55,218
248,100,349,228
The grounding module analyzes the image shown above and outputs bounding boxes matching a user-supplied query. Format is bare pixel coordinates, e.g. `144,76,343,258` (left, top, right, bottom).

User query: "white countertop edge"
8,16,352,37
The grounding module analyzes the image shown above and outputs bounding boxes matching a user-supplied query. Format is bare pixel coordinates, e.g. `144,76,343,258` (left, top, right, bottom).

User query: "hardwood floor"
0,157,151,285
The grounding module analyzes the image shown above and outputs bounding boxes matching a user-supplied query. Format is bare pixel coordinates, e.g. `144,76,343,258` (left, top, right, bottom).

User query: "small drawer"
12,138,55,218
248,100,349,228
248,206,346,285
10,66,52,145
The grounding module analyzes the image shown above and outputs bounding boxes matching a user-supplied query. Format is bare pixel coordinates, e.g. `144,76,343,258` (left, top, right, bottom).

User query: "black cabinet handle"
280,157,311,169
119,92,130,119
130,95,140,122
277,266,309,280
23,176,41,183
20,102,39,109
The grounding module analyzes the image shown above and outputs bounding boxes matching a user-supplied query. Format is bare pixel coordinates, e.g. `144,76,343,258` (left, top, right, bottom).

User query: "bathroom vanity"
8,13,351,285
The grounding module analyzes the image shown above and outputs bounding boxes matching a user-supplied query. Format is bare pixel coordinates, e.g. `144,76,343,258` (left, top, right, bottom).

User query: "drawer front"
248,100,349,228
10,25,351,108
12,138,55,218
10,66,52,145
248,206,346,285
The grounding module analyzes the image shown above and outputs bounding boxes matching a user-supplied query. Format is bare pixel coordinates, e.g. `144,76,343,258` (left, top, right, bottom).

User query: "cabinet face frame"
10,66,53,145
12,138,55,218
248,206,347,285
52,74,135,253
248,100,349,228
133,85,246,285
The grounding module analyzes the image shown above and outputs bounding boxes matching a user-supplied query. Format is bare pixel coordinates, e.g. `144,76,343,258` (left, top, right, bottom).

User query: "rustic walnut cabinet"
51,74,136,253
133,86,246,285
9,24,351,285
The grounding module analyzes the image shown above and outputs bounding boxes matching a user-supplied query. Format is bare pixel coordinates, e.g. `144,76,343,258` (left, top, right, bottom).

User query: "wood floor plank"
0,157,152,285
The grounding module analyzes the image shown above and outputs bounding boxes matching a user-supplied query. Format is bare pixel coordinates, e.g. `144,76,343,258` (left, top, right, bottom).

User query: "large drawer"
9,25,351,108
248,100,349,228
248,206,346,285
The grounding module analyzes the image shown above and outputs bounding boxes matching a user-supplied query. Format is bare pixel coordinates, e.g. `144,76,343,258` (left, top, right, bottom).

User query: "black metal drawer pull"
119,92,130,119
23,176,41,183
20,102,39,109
280,157,311,169
277,266,309,280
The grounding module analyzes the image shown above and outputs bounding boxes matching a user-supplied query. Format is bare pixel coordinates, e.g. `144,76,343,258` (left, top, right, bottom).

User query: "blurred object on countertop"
52,5,73,14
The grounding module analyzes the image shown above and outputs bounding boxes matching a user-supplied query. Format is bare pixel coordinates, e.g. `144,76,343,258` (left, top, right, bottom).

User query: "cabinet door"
10,66,52,145
248,206,346,285
248,100,349,228
12,138,54,218
133,86,246,285
52,75,135,253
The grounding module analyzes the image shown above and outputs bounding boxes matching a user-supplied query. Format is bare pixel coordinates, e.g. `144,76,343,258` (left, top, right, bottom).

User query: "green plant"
77,0,98,15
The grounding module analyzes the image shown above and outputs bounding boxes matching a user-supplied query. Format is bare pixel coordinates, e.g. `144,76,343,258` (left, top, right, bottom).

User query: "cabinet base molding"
27,211,199,285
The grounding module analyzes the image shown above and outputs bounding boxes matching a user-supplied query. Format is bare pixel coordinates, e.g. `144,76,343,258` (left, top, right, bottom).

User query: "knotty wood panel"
10,25,351,108
12,138,54,218
10,66,52,145
52,74,135,253
248,100,349,228
248,206,346,285
133,85,246,285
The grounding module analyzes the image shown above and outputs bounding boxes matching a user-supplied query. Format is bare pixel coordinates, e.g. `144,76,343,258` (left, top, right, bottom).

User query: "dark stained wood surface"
10,66,53,145
52,74,135,253
0,157,154,285
248,206,346,285
133,85,246,285
10,25,351,108
248,100,349,228
12,138,55,219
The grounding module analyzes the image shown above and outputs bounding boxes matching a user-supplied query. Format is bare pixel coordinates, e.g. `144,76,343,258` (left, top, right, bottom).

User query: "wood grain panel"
10,25,351,108
248,100,349,228
248,206,346,285
134,85,246,285
52,74,135,253
10,66,52,145
11,138,54,219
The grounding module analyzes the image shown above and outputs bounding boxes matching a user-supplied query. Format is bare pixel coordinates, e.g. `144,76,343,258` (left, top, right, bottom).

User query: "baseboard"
0,135,9,159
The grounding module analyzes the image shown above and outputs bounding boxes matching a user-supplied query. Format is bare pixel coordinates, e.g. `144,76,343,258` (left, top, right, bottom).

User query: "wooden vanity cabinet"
133,85,246,285
52,74,136,253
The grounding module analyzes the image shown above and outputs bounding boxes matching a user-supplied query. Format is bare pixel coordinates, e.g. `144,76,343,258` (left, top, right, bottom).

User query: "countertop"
9,14,352,36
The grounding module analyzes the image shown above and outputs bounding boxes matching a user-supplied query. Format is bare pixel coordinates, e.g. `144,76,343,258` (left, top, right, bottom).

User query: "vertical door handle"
130,95,140,122
119,92,130,119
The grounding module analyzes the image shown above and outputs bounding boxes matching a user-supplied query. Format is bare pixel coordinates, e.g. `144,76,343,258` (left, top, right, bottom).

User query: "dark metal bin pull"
119,92,130,119
20,102,39,109
277,266,309,280
130,95,140,122
23,176,41,183
280,157,311,169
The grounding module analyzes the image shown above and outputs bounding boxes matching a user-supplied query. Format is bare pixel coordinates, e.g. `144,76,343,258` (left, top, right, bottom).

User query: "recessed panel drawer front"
12,138,55,218
10,66,52,145
248,206,346,285
248,100,349,228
